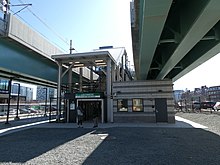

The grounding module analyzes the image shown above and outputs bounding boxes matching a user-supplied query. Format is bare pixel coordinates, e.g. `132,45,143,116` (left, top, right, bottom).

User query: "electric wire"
18,0,69,45
10,8,68,53
11,0,73,53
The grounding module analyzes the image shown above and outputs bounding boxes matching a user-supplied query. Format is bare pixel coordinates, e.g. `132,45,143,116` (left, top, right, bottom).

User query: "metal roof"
51,51,117,68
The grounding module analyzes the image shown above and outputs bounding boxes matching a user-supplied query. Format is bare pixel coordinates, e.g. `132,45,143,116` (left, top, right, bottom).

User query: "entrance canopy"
51,51,117,68
51,50,116,123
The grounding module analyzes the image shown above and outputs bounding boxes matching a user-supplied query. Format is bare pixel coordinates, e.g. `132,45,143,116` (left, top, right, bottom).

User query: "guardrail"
0,111,57,122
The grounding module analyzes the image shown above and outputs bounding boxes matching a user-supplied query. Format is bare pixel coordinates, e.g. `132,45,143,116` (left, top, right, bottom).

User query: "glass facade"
0,79,9,93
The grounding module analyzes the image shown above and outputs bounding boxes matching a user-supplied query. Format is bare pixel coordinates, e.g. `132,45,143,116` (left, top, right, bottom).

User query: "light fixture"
96,62,107,66
95,59,104,63
96,62,106,65
74,63,84,67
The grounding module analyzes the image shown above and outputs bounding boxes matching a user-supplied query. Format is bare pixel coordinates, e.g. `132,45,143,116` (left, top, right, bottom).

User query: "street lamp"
14,83,20,120
43,87,48,117
5,78,12,124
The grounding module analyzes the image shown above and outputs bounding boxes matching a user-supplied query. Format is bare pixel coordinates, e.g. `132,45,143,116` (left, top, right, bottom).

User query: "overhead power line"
25,7,70,47
12,3,32,15
16,0,70,50
9,8,68,53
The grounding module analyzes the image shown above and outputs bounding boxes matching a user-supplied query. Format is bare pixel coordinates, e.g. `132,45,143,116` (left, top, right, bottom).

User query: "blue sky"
8,0,220,91
10,0,133,62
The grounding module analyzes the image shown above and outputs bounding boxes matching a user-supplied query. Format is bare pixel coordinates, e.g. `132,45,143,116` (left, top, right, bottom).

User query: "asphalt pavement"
0,116,220,165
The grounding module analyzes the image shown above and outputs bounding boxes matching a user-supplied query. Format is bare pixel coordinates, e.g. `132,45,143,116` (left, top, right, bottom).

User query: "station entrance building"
52,49,175,123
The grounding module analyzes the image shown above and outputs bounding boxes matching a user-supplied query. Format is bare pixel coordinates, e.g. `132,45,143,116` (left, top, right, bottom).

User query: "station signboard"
75,92,102,99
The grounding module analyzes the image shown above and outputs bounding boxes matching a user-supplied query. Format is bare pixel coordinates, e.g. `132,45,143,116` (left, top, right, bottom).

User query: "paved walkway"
0,115,207,137
0,116,219,165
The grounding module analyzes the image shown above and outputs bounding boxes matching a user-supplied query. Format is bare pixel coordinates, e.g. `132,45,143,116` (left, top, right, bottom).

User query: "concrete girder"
138,0,173,80
157,0,220,80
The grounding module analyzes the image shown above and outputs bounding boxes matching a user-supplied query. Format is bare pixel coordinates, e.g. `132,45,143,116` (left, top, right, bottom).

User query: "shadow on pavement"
84,127,220,165
0,119,219,164
0,128,93,163
0,116,49,129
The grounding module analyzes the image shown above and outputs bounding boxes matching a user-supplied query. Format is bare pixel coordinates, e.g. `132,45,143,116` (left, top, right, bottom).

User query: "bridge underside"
0,38,79,87
132,0,220,81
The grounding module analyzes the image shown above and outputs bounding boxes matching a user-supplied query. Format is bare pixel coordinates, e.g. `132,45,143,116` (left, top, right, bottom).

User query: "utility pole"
67,40,75,123
2,0,10,20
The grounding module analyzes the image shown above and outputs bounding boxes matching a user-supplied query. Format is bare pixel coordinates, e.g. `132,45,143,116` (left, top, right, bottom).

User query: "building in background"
173,90,184,102
11,84,33,102
207,86,220,102
36,86,56,102
174,85,220,110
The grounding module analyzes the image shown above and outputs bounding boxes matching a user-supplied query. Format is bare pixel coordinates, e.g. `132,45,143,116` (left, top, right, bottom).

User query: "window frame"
132,98,144,112
117,99,128,112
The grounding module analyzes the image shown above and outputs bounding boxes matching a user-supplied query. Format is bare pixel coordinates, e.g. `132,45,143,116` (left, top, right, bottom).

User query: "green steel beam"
0,38,79,87
157,0,220,79
173,39,220,82
138,0,173,80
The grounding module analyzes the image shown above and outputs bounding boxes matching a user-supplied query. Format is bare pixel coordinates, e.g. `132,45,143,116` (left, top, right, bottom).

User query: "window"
0,79,9,93
132,99,143,112
117,99,128,112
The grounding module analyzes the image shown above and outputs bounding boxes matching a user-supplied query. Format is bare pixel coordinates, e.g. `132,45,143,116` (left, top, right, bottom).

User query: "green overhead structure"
0,13,88,87
131,0,220,81
1,1,220,85
0,38,59,87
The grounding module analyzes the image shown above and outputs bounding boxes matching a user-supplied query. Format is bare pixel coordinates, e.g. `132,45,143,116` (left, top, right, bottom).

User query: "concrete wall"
7,14,63,58
112,80,175,123
3,14,97,82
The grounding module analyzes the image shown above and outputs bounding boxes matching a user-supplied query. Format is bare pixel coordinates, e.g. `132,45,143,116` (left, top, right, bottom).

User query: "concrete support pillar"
124,51,128,81
66,65,72,123
90,66,93,81
90,66,93,91
57,62,62,122
68,67,72,92
112,64,116,82
116,65,120,81
121,55,125,81
106,58,113,122
79,67,83,92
